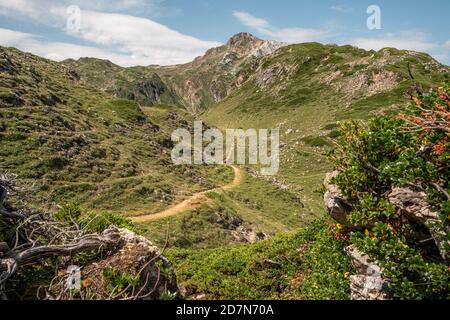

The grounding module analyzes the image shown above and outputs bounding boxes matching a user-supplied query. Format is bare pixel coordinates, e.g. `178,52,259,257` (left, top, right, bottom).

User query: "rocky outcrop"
339,70,399,97
226,32,264,57
0,50,19,75
325,170,449,299
388,187,449,262
251,40,287,58
114,73,180,107
255,63,296,89
388,188,439,223
61,228,181,300
323,171,354,228
214,210,268,244
345,245,391,300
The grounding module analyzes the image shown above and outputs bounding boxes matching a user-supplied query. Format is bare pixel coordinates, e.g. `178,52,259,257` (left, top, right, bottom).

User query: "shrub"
78,211,136,233
102,268,139,296
54,204,135,233
54,203,82,223
328,83,450,299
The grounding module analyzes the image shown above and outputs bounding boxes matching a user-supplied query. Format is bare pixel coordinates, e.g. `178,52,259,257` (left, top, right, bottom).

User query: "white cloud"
68,10,219,53
0,0,221,66
232,11,269,29
329,5,353,13
0,0,44,19
232,10,328,43
0,28,142,65
444,40,450,49
0,26,220,67
349,32,438,52
0,0,154,14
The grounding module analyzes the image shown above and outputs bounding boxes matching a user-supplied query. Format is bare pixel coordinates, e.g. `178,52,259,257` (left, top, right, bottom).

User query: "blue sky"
0,0,449,66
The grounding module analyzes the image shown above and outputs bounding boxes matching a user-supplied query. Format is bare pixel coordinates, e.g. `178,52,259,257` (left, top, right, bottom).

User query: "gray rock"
77,228,180,300
388,188,439,223
323,171,354,227
349,275,391,300
388,187,448,262
345,245,391,300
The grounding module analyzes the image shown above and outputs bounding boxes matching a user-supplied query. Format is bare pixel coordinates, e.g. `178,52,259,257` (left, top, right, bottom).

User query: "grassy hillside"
1,36,448,300
0,46,231,215
64,33,284,112
167,218,352,300
203,42,449,215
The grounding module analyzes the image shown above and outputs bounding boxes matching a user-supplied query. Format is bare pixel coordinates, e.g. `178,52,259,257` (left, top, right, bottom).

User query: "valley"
1,32,448,300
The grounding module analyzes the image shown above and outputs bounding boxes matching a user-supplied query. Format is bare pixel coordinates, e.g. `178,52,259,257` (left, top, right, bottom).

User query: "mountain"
0,46,231,214
2,32,448,220
1,33,449,300
1,32,449,223
63,33,287,112
202,42,449,213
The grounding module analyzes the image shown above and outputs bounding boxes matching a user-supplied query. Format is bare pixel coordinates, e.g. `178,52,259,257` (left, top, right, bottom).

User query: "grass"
137,169,320,249
166,218,352,300
2,43,448,300
0,47,234,215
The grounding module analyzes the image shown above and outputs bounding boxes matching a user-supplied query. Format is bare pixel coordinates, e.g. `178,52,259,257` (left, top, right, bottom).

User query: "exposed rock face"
254,62,296,89
170,33,287,111
323,70,343,85
227,32,264,57
345,245,391,300
323,171,354,228
340,70,399,97
388,188,449,262
251,40,287,58
0,50,19,75
349,275,391,300
76,228,180,300
388,188,439,222
114,73,179,107
214,210,268,243
255,63,287,88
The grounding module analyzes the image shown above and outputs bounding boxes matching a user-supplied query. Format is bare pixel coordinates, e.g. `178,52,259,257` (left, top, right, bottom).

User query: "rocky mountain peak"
226,32,263,50
225,32,286,59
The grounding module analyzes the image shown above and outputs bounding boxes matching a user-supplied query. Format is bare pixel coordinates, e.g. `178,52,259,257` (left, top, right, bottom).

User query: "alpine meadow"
0,0,449,304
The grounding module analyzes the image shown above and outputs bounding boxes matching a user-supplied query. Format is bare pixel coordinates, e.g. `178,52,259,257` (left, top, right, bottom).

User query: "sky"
0,0,449,67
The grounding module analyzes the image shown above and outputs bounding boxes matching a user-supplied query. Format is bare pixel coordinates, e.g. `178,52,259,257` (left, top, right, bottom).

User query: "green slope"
0,46,231,215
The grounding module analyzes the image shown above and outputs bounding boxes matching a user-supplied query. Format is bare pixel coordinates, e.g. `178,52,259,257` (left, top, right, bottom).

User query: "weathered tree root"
0,174,125,298
0,228,122,287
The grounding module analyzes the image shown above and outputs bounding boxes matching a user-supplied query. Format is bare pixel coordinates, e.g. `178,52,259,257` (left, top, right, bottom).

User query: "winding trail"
132,166,243,223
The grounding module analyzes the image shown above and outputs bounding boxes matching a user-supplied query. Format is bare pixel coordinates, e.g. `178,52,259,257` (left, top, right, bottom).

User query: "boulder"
323,171,354,227
388,187,448,262
345,245,391,300
70,228,180,300
349,275,391,300
388,188,439,223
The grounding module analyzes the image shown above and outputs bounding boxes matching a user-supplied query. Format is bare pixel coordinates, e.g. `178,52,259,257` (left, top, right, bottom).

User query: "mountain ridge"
58,33,448,114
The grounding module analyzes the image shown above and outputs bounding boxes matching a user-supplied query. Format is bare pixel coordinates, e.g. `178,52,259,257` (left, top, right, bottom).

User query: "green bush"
102,268,139,296
54,203,82,223
167,219,351,300
328,83,450,299
78,211,136,233
54,204,135,233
